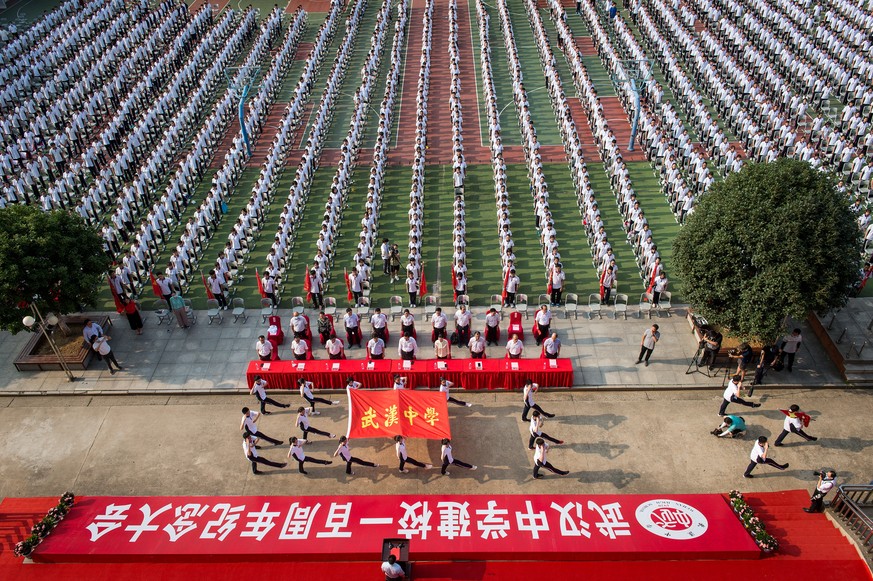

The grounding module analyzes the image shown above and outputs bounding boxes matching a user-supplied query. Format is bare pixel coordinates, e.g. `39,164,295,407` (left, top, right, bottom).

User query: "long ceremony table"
246,358,573,390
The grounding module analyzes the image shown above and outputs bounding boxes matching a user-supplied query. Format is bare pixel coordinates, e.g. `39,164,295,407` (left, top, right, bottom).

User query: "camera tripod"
685,343,724,378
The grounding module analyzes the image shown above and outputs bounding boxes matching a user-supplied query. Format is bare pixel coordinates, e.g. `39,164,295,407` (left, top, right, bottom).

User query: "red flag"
255,268,266,298
501,268,510,302
780,409,812,428
344,268,353,302
419,270,427,298
304,268,312,304
546,268,553,296
645,266,657,297
107,275,124,313
150,271,162,299
599,268,607,301
451,269,458,302
201,271,215,300
346,388,451,440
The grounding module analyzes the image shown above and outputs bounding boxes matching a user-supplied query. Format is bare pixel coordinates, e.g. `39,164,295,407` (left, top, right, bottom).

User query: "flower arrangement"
728,490,778,552
13,492,75,558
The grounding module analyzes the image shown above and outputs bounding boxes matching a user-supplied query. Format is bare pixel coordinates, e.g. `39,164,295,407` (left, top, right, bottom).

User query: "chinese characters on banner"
347,388,451,440
32,495,761,563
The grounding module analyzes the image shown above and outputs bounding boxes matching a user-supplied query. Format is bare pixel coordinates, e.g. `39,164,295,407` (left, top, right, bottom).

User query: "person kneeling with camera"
711,415,746,438
804,470,837,513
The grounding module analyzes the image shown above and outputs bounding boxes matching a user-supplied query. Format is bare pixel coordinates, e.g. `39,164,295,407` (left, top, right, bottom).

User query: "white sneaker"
425,464,433,469
400,469,409,473
331,400,340,405
443,471,451,475
375,464,381,467
330,433,336,438
471,466,478,470
311,410,321,415
466,402,472,407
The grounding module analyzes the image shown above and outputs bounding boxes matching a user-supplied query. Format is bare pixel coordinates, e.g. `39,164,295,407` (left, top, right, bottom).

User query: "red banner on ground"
347,389,451,440
31,494,760,563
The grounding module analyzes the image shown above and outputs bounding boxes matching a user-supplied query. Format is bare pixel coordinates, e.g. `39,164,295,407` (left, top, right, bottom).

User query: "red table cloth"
247,358,574,390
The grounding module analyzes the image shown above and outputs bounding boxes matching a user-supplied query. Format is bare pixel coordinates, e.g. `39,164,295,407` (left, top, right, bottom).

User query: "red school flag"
255,268,266,298
303,267,312,304
645,266,657,297
599,268,607,301
451,269,458,302
107,275,124,313
201,271,215,300
501,267,510,302
344,267,353,302
149,271,163,299
419,270,427,298
546,267,553,296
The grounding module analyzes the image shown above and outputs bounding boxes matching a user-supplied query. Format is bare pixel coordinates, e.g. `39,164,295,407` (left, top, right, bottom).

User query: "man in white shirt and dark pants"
240,407,282,445
778,328,803,372
719,374,761,415
743,436,788,478
636,324,660,366
804,470,837,513
243,433,286,475
440,438,477,475
250,375,290,414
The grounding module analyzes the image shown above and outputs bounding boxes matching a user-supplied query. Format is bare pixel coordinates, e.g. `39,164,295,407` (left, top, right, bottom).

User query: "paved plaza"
0,305,845,396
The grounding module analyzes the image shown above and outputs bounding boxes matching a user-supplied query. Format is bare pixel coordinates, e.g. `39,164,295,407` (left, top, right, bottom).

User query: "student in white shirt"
549,264,566,306
394,435,432,473
250,375,290,414
652,272,668,307
398,332,419,360
370,308,388,343
773,404,817,446
504,269,519,307
522,380,554,422
345,377,363,390
405,271,419,307
528,410,563,449
288,436,333,475
255,335,273,361
743,436,788,478
244,433,286,475
506,334,524,359
295,407,336,441
392,375,407,390
440,378,472,407
334,436,379,475
367,334,386,360
297,378,339,414
719,374,761,415
381,555,405,579
440,438,477,475
240,407,282,445
533,438,569,479
91,335,122,373
777,328,803,372
400,309,416,337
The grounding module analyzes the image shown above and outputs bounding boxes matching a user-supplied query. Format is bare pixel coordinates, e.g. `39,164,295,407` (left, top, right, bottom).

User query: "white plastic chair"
356,297,371,318
516,293,529,318
424,295,438,321
613,294,629,319
153,300,171,325
232,297,248,323
207,299,223,324
323,296,337,317
489,294,503,319
390,296,403,320
658,291,672,317
638,293,653,319
586,293,600,319
260,298,275,323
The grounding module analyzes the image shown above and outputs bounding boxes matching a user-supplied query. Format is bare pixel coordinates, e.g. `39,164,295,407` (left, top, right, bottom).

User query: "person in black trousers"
250,376,290,414
522,381,555,422
240,408,282,445
334,436,379,475
440,439,477,475
744,436,789,478
395,435,432,473
295,407,336,441
288,437,332,474
533,438,569,479
528,411,563,450
244,432,287,475
774,404,818,446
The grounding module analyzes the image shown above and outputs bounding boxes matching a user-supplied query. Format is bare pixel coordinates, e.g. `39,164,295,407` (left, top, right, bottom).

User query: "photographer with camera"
804,470,837,513
711,415,746,438
698,328,722,370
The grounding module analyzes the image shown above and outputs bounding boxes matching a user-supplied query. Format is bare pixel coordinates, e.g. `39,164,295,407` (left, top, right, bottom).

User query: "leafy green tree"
673,159,860,341
0,206,109,333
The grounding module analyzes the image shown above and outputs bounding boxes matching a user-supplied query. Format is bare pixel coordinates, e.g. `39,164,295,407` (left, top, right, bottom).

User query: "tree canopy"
0,206,108,333
673,158,860,342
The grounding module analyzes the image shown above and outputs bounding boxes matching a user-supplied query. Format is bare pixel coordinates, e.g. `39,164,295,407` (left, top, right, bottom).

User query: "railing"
831,484,873,553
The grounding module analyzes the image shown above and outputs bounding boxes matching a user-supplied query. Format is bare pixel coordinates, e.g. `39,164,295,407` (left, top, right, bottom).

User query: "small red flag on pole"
304,268,312,304
419,270,427,298
344,268,353,302
501,268,510,302
451,269,458,302
107,275,124,313
255,268,266,298
546,267,553,296
150,271,162,299
201,271,215,300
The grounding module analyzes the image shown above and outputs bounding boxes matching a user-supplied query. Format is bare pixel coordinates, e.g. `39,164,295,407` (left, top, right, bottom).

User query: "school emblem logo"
635,499,708,540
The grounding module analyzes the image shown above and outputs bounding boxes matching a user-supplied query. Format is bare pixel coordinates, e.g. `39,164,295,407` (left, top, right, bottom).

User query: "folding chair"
563,293,579,319
356,296,371,318
183,299,197,326
207,299,223,324
489,294,503,319
323,296,337,317
586,293,601,319
456,294,469,308
638,293,653,319
153,300,171,325
424,295,438,321
516,293,529,319
390,296,403,320
260,298,275,323
291,296,305,311
613,293,629,319
658,291,672,317
231,297,248,323
538,294,550,309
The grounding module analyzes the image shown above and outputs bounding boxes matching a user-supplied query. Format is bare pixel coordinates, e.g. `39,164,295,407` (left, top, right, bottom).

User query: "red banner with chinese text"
346,389,451,440
31,494,760,563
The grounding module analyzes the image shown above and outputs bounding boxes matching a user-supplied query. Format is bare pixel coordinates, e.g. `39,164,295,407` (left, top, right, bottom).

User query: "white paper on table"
297,363,305,371
332,363,340,371
549,359,558,368
511,362,519,371
261,363,270,370
367,361,375,370
403,360,411,369
437,362,447,370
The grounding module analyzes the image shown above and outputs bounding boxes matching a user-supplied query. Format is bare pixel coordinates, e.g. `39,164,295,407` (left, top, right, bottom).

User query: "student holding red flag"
774,404,817,446
504,268,519,307
451,269,458,303
344,267,354,303
150,271,163,299
419,269,427,300
303,267,312,304
255,268,266,299
201,271,215,300
107,274,125,313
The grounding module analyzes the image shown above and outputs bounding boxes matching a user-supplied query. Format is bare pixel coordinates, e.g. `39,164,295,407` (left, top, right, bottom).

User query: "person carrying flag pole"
774,404,818,446
419,267,428,304
344,267,354,304
255,268,266,299
201,271,215,300
600,265,616,303
304,267,312,305
451,269,458,303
